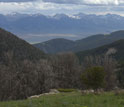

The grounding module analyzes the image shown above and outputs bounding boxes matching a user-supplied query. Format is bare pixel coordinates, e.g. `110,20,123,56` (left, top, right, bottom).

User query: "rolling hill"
34,30,124,54
34,38,75,53
0,28,46,63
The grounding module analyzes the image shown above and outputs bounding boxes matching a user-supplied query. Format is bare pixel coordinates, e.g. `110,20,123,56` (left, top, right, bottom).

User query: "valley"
0,2,124,106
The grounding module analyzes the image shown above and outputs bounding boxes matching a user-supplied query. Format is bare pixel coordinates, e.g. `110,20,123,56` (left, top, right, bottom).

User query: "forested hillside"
76,39,124,62
0,28,46,63
34,38,75,53
0,28,48,101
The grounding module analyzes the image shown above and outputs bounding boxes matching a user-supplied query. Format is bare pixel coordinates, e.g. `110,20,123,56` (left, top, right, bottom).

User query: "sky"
0,0,124,15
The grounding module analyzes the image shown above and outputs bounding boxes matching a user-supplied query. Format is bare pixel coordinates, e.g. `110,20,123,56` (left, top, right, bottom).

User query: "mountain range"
34,30,124,54
1,13,124,42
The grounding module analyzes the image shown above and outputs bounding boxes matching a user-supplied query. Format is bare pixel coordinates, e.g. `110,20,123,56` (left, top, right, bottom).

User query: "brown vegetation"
0,52,119,101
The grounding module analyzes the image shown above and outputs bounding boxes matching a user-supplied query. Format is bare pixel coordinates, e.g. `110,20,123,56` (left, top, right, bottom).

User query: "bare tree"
0,51,53,101
50,52,81,89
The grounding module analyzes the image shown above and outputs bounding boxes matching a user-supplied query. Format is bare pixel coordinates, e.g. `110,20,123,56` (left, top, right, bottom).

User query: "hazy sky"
0,0,124,15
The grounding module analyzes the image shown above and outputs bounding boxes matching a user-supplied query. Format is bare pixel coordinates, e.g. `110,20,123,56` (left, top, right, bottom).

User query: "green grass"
0,92,124,107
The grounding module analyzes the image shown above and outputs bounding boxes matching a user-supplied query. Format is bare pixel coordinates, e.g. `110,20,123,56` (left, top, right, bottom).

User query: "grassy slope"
0,92,124,107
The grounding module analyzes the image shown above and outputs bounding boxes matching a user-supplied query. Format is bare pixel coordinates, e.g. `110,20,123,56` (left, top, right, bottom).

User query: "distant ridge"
34,30,124,54
34,38,75,53
76,39,124,61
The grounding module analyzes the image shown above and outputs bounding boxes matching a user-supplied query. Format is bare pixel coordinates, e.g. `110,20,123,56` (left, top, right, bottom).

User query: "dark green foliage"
0,28,46,63
117,61,124,88
81,55,117,91
81,66,105,90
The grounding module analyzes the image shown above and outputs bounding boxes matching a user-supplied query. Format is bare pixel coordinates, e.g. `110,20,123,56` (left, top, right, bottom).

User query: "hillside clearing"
0,92,124,107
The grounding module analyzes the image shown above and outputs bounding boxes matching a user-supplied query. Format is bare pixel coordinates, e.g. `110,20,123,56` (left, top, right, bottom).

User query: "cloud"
0,0,124,16
0,0,123,6
0,0,35,2
0,0,82,14
43,0,124,5
43,0,80,4
83,0,119,5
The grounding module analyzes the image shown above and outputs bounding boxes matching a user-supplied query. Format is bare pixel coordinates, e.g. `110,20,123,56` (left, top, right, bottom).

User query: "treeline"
0,51,123,101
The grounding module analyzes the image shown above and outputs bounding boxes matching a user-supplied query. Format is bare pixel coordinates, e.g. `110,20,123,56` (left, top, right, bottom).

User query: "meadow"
0,92,124,107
